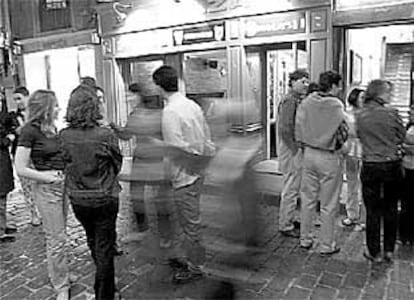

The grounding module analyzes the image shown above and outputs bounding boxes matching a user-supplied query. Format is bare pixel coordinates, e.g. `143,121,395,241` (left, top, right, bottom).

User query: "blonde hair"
27,90,58,136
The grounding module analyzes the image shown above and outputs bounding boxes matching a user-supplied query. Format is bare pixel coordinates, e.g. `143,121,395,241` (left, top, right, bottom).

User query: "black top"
18,123,65,170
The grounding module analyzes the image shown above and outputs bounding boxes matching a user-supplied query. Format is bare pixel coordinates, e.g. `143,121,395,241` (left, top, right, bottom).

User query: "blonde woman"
15,90,70,300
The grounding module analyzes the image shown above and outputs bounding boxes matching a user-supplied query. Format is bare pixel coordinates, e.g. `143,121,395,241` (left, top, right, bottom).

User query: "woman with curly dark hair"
60,84,122,300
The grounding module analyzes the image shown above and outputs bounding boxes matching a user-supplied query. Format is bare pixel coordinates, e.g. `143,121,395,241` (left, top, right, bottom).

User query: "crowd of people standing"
0,64,413,300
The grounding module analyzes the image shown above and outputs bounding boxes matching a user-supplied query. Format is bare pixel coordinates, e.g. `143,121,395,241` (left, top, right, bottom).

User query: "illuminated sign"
173,23,225,46
244,11,306,38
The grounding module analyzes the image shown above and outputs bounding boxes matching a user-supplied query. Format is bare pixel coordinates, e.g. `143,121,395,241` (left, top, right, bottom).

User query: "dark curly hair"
66,84,103,128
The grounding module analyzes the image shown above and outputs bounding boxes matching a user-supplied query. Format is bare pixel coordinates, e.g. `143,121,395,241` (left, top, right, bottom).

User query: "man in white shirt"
152,66,215,284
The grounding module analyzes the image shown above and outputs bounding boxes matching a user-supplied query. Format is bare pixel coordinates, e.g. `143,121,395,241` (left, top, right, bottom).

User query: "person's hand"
42,171,64,184
6,133,15,142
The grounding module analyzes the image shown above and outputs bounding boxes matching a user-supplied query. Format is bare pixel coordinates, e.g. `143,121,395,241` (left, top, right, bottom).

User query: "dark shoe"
293,220,301,230
113,244,124,256
341,217,357,227
300,241,313,250
383,251,393,263
280,229,300,238
167,258,188,271
319,246,340,256
363,251,382,263
5,227,17,234
172,268,203,284
0,235,16,243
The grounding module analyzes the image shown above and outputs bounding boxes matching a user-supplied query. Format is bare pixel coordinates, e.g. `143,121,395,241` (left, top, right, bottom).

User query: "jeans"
0,194,7,235
33,182,69,292
345,156,362,220
173,179,204,266
278,141,302,231
72,198,119,300
399,168,414,242
300,147,342,250
361,161,402,256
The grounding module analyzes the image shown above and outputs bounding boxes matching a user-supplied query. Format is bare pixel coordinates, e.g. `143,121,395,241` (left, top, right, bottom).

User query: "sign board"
173,23,225,46
244,11,306,38
336,0,414,10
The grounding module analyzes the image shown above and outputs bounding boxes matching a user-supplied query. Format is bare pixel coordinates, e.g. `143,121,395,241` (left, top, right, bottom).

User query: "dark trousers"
130,182,149,232
400,168,414,242
361,161,402,256
72,198,119,300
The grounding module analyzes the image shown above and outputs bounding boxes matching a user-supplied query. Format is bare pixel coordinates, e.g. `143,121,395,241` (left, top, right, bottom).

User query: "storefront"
99,0,332,159
333,0,414,122
16,30,101,129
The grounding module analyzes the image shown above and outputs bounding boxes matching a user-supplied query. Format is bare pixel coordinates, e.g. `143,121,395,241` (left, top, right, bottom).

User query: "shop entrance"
246,41,308,159
345,24,414,123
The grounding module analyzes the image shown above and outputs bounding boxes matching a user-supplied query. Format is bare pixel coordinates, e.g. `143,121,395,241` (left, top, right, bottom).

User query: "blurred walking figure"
295,71,347,255
0,91,17,243
15,90,69,300
356,79,405,263
11,86,41,226
60,84,123,300
342,88,365,231
153,65,215,284
110,83,171,245
400,105,414,245
277,69,309,238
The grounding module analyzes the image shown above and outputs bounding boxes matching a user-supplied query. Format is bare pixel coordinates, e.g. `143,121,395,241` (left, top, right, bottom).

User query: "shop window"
39,0,71,32
347,24,414,122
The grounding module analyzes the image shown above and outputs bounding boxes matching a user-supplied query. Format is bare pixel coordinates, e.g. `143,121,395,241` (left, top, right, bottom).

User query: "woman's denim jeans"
33,181,69,292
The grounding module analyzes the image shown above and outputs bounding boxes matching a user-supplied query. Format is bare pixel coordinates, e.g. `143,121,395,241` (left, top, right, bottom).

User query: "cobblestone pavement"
1,182,414,300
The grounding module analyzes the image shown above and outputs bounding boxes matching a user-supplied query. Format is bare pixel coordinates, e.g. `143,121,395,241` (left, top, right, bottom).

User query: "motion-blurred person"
277,69,309,238
153,65,215,284
295,71,347,255
0,91,17,243
110,83,171,246
356,79,405,263
400,105,414,245
15,90,69,300
60,84,123,300
11,86,41,226
341,88,365,231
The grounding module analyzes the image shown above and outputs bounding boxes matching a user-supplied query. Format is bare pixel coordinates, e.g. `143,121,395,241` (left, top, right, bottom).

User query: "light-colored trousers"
345,156,362,220
33,181,69,292
278,140,302,231
300,147,342,250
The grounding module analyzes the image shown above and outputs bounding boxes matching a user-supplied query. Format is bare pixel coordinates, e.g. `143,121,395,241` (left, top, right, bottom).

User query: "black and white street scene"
0,1,414,299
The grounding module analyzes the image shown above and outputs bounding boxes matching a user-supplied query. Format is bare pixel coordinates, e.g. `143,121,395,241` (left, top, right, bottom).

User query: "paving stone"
27,286,55,300
283,286,311,300
2,286,32,300
325,260,348,275
318,271,343,289
336,287,362,300
310,285,337,300
343,273,367,289
0,276,28,296
294,273,318,289
386,282,414,300
26,272,50,289
70,283,88,298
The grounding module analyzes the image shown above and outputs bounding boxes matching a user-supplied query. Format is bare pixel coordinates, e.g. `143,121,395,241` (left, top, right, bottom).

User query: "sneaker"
159,238,172,249
167,258,188,271
56,288,69,300
363,251,382,263
300,240,313,250
0,234,16,243
319,246,340,256
280,229,300,238
341,217,357,227
353,223,366,232
113,244,124,256
172,268,203,284
31,215,41,226
5,227,17,234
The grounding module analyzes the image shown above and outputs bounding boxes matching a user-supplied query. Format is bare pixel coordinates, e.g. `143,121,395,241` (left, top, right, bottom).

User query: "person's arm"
279,98,298,153
162,110,191,152
392,110,406,144
15,146,62,183
108,131,123,175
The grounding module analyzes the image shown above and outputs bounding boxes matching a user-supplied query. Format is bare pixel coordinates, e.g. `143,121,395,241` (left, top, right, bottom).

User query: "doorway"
245,41,308,159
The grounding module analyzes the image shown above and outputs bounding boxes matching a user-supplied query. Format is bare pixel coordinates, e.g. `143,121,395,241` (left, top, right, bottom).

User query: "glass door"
246,41,308,159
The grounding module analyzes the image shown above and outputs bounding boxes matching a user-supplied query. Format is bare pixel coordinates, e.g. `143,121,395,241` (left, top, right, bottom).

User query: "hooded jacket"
295,92,346,152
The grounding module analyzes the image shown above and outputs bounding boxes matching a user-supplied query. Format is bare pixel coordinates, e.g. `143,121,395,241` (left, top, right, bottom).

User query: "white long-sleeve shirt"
162,92,215,189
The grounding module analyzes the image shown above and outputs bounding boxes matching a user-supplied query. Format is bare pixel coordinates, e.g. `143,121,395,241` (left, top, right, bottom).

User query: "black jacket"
60,126,123,206
0,112,16,195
